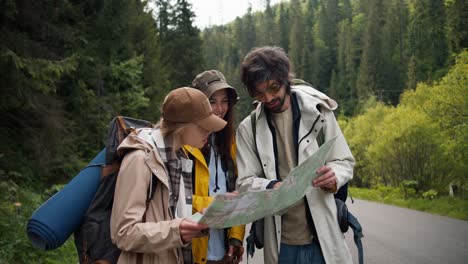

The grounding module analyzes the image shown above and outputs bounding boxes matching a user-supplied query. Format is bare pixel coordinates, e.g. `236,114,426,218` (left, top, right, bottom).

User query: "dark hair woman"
184,70,245,264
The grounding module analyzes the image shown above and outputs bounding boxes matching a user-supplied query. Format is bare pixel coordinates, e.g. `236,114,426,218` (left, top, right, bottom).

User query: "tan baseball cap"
162,87,227,132
192,70,239,103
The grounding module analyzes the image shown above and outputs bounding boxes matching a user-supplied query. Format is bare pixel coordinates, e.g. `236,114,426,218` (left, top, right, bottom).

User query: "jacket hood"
252,84,338,123
292,84,338,111
117,128,157,156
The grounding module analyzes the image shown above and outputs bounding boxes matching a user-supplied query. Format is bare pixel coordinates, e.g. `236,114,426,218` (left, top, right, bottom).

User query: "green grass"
350,186,468,220
0,181,78,264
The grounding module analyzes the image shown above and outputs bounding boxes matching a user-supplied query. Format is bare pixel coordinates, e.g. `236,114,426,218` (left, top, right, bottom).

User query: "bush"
401,180,418,198
422,189,438,200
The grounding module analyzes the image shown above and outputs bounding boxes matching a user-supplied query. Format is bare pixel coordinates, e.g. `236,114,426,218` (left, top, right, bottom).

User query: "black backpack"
245,82,364,263
74,116,156,264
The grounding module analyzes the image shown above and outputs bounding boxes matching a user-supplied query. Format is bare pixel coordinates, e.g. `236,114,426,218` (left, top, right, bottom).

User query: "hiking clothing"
272,105,313,245
236,85,355,264
110,128,191,264
184,140,245,264
278,241,325,264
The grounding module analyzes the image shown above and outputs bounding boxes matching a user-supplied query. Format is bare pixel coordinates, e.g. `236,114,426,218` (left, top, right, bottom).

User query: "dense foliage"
1,1,202,261
0,0,202,188
343,51,467,197
200,0,467,118
200,0,467,196
0,0,466,262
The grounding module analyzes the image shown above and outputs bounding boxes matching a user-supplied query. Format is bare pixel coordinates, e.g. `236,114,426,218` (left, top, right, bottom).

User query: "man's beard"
265,94,287,113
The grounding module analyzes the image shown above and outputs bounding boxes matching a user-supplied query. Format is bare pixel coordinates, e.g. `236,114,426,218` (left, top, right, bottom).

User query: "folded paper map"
191,136,337,228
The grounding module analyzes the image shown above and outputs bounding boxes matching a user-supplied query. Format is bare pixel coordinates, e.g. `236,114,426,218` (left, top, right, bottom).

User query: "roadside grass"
349,186,468,221
0,181,78,263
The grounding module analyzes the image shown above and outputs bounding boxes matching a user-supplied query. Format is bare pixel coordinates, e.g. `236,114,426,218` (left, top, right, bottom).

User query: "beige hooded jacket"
236,85,355,263
110,128,188,264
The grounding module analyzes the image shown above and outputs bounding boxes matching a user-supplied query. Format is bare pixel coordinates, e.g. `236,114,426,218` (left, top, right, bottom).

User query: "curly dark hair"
240,46,295,97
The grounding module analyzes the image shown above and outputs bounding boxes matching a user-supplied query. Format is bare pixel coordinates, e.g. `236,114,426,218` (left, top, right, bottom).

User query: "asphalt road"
240,199,468,264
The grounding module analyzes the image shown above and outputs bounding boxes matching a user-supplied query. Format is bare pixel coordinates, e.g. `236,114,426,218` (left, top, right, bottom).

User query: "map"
191,137,337,228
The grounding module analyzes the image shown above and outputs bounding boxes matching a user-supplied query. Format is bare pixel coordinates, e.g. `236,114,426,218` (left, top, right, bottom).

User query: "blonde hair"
159,118,190,152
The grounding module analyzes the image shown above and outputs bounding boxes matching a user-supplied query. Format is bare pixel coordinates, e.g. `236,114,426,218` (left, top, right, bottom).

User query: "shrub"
422,189,438,200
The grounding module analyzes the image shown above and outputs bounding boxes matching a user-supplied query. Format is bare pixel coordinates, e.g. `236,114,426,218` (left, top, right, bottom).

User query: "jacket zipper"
298,114,321,146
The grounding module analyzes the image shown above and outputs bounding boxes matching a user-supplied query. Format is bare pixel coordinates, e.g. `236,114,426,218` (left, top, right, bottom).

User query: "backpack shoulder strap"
348,211,364,264
250,110,262,164
226,157,236,192
138,173,158,264
250,110,257,147
293,78,314,87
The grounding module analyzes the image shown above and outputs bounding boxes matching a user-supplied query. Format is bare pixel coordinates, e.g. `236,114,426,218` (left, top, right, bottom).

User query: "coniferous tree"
339,0,353,21
380,0,409,104
334,19,358,115
356,0,384,101
1,0,165,185
314,0,339,92
301,0,319,84
276,2,290,52
446,0,468,57
408,0,448,83
407,55,417,90
261,0,276,46
169,0,203,87
288,0,305,74
241,5,257,57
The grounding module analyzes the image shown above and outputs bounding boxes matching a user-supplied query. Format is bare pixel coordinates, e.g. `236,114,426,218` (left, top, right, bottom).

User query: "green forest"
1,0,467,262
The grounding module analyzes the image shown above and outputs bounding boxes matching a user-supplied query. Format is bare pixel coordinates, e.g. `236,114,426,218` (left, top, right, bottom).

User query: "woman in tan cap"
184,70,245,264
110,87,227,264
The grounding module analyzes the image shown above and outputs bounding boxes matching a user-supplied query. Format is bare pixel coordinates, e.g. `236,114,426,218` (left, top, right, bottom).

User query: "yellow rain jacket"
184,142,245,264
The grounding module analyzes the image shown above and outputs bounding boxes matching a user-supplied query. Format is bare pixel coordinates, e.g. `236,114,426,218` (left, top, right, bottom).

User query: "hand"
312,166,337,192
224,191,239,198
179,219,209,243
273,182,282,189
223,244,244,264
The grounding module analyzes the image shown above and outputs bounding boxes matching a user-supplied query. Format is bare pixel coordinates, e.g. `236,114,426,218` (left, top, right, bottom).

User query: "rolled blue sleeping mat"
27,148,105,250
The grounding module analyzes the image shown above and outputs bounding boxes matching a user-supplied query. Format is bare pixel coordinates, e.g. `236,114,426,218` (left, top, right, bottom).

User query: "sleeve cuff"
229,238,242,247
266,180,281,189
321,181,338,193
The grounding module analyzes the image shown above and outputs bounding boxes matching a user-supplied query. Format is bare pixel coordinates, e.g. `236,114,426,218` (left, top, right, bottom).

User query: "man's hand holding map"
190,137,337,228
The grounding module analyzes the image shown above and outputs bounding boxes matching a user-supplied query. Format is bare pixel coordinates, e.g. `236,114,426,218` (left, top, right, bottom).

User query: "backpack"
245,81,364,264
74,116,156,264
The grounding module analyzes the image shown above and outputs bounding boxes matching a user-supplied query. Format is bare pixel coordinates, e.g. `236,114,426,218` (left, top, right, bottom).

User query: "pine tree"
169,0,204,87
301,0,319,85
408,0,448,83
334,19,358,115
288,0,304,74
356,0,385,101
446,0,468,56
276,2,290,52
240,5,257,57
380,0,409,104
314,0,339,92
261,0,276,45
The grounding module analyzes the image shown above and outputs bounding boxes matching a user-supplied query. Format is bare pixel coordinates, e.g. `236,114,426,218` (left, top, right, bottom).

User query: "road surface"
240,199,468,263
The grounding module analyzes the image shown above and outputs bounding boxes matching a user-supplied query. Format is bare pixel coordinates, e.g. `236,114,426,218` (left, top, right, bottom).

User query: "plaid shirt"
157,142,193,216
149,128,194,264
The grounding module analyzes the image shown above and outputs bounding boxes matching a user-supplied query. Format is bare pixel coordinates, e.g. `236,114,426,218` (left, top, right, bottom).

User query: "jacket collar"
183,145,208,169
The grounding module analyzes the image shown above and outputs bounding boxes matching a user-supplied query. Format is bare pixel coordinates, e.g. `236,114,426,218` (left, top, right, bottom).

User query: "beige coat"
110,129,187,264
236,85,355,263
